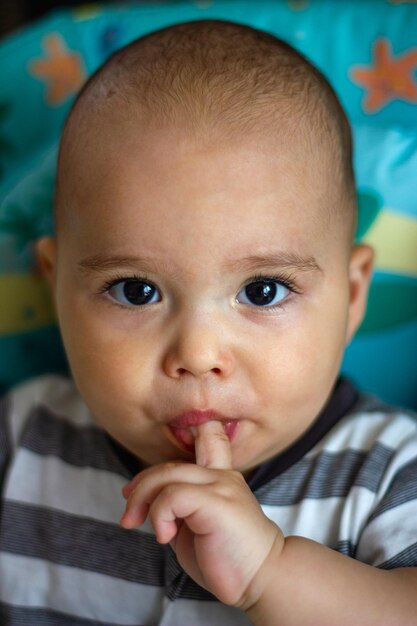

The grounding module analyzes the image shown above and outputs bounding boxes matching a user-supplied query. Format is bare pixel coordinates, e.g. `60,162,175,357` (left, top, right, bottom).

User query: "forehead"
61,108,328,201
56,117,343,271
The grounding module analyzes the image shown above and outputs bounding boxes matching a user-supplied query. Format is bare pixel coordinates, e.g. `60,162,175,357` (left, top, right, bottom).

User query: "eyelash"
98,271,301,310
100,272,150,293
249,273,300,295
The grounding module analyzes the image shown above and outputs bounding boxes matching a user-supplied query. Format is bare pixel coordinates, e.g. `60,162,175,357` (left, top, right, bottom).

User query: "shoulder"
340,396,417,567
309,391,417,508
1,374,94,448
316,391,417,457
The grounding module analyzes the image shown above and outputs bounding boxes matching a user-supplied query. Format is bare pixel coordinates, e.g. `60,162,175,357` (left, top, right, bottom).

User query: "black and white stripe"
0,374,416,625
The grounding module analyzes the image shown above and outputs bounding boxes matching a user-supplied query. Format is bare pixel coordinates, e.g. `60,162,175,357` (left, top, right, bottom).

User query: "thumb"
194,420,233,470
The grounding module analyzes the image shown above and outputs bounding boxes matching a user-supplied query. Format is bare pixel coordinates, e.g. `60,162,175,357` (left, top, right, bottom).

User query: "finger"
122,460,214,501
122,462,165,500
148,483,217,542
120,462,216,528
122,461,188,500
120,476,154,528
194,420,232,470
120,501,149,529
122,482,133,499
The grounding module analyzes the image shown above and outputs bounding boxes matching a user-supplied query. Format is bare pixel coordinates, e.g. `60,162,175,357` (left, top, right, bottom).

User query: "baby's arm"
246,532,417,625
120,423,417,625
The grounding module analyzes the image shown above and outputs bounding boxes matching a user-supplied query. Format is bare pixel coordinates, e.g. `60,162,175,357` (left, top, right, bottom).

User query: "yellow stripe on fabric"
364,211,417,276
0,274,56,335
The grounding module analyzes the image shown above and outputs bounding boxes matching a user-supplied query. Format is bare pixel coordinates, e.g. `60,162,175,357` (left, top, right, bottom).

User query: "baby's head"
37,20,373,472
57,19,357,238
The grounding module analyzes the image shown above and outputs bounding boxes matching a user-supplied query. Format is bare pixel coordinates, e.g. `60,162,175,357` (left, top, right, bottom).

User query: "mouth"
166,410,239,452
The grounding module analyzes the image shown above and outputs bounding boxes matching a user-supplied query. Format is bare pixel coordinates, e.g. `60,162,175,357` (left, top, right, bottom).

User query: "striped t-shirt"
1,374,417,626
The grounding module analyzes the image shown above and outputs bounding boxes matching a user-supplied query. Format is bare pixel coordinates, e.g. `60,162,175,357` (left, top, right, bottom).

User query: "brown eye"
237,280,289,308
107,280,160,306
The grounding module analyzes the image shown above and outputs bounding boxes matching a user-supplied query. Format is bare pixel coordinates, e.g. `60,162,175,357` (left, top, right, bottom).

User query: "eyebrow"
78,255,175,276
224,253,322,274
77,252,322,276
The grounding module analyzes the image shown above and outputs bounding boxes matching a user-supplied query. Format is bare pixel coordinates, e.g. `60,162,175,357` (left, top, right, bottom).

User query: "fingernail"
119,510,131,528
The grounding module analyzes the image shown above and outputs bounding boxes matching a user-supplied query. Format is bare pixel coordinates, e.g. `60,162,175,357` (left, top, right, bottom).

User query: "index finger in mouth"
194,420,233,470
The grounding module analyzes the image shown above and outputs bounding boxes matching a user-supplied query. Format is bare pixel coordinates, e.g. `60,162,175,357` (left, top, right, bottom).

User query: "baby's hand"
120,421,284,608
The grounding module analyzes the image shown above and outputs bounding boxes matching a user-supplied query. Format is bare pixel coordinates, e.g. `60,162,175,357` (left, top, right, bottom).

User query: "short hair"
57,19,356,235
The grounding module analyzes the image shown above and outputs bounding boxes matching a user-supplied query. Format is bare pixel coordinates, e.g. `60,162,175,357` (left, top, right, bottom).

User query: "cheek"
254,303,348,412
56,290,157,404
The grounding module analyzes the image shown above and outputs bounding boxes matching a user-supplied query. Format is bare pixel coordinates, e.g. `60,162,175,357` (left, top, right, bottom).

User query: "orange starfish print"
350,38,417,112
288,0,309,9
29,33,86,106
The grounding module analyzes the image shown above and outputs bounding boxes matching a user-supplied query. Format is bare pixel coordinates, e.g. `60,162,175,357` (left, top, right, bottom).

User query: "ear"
345,244,374,345
36,236,57,293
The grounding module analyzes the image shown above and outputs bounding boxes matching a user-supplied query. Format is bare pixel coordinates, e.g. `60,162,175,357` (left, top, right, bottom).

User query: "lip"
167,410,239,452
168,409,231,429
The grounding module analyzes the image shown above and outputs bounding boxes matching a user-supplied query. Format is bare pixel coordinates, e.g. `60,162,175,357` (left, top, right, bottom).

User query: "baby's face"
40,119,372,473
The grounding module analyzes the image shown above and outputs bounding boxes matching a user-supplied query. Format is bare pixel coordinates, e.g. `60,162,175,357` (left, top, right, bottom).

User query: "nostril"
176,367,222,376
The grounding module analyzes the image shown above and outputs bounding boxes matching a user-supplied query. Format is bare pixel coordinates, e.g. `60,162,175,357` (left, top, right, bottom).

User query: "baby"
1,19,417,626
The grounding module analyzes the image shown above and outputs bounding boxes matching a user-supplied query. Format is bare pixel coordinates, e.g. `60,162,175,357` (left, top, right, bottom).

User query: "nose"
162,315,234,379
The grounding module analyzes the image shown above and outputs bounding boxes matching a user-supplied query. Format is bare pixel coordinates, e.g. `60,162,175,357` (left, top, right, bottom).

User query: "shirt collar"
247,377,359,491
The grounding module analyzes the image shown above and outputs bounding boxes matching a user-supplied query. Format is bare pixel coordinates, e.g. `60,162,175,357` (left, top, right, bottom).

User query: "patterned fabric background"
0,0,416,408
